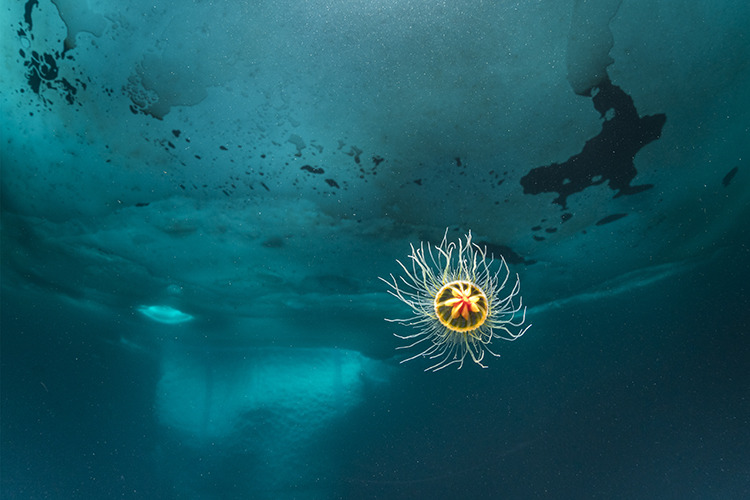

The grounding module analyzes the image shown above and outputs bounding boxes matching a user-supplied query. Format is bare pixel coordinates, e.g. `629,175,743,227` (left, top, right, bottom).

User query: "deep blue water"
2,245,748,498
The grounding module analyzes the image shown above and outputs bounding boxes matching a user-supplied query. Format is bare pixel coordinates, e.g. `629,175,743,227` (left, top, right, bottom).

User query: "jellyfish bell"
381,230,530,372
137,305,194,324
435,280,489,332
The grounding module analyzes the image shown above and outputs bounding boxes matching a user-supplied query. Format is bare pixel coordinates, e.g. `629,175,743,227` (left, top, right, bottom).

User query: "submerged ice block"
154,344,388,495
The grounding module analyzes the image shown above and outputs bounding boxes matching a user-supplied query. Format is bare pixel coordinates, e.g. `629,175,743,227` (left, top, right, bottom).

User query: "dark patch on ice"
24,51,63,97
349,150,381,182
325,179,340,189
455,157,463,167
345,146,363,164
561,213,573,223
23,0,39,29
18,8,86,107
413,179,423,186
520,77,666,209
722,166,738,187
595,213,627,226
487,169,507,189
301,165,324,174
135,202,150,207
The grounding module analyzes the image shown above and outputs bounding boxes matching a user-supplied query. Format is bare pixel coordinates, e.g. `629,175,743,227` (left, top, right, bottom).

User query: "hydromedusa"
381,230,530,372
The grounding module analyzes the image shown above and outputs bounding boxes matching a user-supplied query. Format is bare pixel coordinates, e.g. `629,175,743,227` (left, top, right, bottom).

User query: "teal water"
2,0,749,498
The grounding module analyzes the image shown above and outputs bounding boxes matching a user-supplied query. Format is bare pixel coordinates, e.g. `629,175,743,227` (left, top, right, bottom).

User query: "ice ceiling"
2,0,749,357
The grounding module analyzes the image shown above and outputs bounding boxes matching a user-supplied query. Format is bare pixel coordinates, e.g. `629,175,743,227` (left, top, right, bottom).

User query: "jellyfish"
381,230,530,372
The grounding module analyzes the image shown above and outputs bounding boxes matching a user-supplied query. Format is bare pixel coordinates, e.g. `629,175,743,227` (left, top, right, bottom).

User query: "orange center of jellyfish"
434,280,489,332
